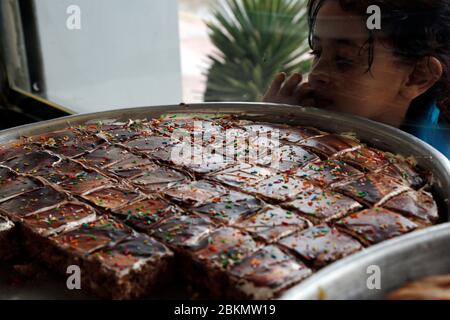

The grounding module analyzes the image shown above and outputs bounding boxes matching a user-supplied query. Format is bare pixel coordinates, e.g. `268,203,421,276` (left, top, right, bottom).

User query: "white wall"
33,0,182,113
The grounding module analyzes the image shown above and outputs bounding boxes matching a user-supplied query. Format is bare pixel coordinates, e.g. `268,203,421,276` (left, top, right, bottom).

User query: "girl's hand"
263,72,316,107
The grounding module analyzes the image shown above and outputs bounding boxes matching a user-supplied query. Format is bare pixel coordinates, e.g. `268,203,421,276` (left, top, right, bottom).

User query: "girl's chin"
314,98,335,111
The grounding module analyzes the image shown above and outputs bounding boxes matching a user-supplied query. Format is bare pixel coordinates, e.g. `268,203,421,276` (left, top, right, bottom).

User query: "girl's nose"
308,59,331,90
309,70,331,91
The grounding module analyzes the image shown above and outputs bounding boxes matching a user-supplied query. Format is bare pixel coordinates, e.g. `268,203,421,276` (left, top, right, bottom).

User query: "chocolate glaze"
101,128,142,142
296,159,363,188
42,159,112,195
213,164,275,188
194,191,263,225
300,134,361,158
51,216,132,255
3,151,60,175
164,180,228,206
249,175,315,202
336,147,390,172
109,161,157,179
0,186,68,218
335,208,418,245
107,153,153,171
82,187,143,210
35,129,106,158
256,144,320,172
21,202,97,236
151,117,219,135
285,186,363,224
174,150,234,174
378,161,425,190
151,214,214,249
333,172,410,206
235,206,312,242
124,136,174,153
39,158,84,178
90,232,172,272
76,145,129,169
230,245,312,294
0,166,14,179
113,198,179,231
382,190,438,224
0,175,42,202
131,166,190,193
279,224,363,268
0,139,39,163
241,123,324,143
193,227,260,269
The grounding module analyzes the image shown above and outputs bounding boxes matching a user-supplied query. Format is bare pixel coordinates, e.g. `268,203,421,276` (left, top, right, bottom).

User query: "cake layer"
0,215,18,261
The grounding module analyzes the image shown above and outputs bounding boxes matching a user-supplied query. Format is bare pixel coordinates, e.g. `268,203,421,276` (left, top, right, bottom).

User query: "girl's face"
308,1,413,127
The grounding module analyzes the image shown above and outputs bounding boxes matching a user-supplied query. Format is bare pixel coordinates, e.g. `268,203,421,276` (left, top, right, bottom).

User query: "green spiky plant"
204,0,312,102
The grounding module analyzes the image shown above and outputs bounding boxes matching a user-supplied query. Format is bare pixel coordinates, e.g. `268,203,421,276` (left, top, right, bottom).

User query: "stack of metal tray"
1,103,449,300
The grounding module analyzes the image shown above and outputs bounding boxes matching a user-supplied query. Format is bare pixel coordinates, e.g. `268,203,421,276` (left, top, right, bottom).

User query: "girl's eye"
336,55,354,67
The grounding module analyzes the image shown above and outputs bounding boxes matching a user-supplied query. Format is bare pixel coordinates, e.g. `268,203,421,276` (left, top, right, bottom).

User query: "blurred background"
0,0,312,129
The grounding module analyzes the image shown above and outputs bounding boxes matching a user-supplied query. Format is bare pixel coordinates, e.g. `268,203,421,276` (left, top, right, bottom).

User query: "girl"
263,0,450,158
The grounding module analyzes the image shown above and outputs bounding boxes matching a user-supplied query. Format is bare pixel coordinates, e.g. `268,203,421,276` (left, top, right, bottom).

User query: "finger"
279,73,302,96
263,72,286,102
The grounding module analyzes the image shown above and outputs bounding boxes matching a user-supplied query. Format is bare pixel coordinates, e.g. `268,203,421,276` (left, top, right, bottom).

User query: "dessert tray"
0,103,449,299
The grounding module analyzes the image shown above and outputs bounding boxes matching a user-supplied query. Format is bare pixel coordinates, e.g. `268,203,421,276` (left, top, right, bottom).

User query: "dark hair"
307,0,450,123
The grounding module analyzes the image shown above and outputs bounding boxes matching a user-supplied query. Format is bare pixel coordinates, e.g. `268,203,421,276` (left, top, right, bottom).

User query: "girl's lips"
312,92,334,109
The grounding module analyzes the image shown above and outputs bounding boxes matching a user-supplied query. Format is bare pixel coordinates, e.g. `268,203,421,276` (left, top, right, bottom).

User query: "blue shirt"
401,101,450,159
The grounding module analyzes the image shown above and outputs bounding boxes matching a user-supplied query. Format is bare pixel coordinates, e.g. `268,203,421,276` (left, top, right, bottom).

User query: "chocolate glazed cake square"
193,191,264,225
163,180,228,207
295,159,364,188
335,147,391,172
2,151,60,175
20,201,97,237
112,198,180,232
0,186,68,218
332,172,410,206
35,128,106,158
85,232,173,299
381,190,439,225
284,186,363,224
0,138,40,163
28,214,174,299
181,227,261,298
75,145,129,169
335,208,418,246
278,224,363,268
0,172,42,203
299,134,361,158
234,206,312,243
228,245,313,299
150,214,215,250
41,159,113,195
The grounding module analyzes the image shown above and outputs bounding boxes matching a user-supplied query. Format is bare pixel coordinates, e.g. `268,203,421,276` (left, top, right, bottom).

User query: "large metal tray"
1,102,449,300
